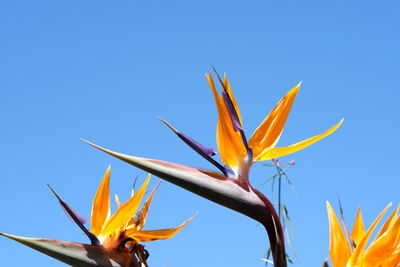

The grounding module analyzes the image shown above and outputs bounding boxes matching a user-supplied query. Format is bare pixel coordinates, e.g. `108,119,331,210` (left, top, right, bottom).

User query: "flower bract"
83,71,343,267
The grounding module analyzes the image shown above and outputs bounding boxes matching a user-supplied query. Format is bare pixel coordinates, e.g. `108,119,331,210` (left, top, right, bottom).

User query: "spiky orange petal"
363,216,400,267
346,203,392,267
206,73,245,167
91,166,111,236
100,175,151,237
249,83,300,159
351,208,365,247
126,213,196,242
256,119,343,161
327,201,351,267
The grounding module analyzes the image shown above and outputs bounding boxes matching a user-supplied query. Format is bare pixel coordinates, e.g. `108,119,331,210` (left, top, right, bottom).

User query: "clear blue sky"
1,1,399,266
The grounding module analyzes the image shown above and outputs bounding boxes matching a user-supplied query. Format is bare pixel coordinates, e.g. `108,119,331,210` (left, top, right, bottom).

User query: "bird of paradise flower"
1,167,195,267
326,202,400,267
83,70,342,267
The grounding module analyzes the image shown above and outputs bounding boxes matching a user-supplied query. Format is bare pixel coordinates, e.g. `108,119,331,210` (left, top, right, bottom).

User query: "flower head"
1,167,194,267
159,71,342,186
82,71,343,267
326,201,400,267
89,166,194,250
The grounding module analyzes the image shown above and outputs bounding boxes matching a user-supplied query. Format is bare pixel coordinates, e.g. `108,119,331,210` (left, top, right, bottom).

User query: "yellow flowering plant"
83,71,342,267
1,167,194,267
326,202,400,267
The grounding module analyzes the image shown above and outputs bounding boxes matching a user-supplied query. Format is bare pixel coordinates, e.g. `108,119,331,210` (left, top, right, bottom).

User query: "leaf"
81,139,287,267
0,233,139,267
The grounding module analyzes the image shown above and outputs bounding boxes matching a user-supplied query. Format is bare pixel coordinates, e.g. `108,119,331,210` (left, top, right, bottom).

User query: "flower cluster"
327,202,400,267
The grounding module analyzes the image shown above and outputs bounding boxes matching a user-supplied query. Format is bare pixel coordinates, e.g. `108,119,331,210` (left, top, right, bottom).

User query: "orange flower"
90,167,195,249
160,71,342,187
1,167,195,267
327,202,400,267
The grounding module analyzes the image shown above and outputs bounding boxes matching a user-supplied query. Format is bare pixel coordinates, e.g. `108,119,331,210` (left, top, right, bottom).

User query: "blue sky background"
1,1,399,266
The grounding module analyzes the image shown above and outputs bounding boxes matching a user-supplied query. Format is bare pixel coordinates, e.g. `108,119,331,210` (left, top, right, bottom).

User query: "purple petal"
179,132,217,157
222,90,243,132
61,202,88,225
158,117,229,176
47,184,99,245
223,165,236,178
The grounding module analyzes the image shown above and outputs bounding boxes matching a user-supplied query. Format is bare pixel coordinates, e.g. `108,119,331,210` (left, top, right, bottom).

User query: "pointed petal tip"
190,211,200,220
47,184,61,201
292,81,302,92
0,233,21,242
81,139,132,167
80,139,119,158
297,81,302,88
156,116,179,134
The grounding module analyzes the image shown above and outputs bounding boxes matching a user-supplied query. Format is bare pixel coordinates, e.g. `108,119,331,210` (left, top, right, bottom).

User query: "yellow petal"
136,182,161,231
326,201,351,267
347,203,392,267
100,175,151,237
126,213,197,242
381,250,400,267
249,83,300,159
91,166,111,236
363,216,400,267
206,73,246,167
351,208,365,247
256,119,343,161
374,205,399,241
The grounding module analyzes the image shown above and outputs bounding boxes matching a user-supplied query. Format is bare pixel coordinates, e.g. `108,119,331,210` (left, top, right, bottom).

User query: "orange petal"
363,216,400,267
351,208,365,247
374,205,399,241
136,182,161,231
256,119,343,161
100,175,151,237
381,250,400,267
91,166,111,236
347,203,392,267
326,201,351,267
206,73,246,167
249,83,300,159
126,213,197,242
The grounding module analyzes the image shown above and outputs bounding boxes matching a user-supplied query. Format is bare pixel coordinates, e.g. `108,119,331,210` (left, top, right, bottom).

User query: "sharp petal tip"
80,139,112,154
47,184,60,200
157,116,178,133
